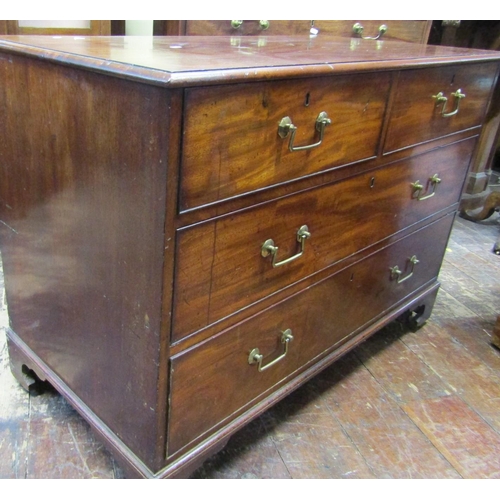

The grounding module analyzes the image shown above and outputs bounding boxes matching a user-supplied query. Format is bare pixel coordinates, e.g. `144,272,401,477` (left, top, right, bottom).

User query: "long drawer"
173,139,475,341
168,213,455,456
384,62,498,153
180,73,390,209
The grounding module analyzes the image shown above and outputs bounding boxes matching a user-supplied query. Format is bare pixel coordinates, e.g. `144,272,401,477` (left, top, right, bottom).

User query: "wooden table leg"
460,190,500,222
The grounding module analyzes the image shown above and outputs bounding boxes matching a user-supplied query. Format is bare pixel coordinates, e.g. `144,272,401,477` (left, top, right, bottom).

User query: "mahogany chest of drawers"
0,35,499,478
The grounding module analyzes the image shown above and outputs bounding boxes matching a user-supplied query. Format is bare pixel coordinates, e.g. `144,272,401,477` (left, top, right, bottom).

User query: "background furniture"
428,21,500,220
0,20,111,36
0,20,125,36
154,20,432,43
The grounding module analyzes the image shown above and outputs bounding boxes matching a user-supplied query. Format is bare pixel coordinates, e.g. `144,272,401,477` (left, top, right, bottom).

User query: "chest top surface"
0,35,499,87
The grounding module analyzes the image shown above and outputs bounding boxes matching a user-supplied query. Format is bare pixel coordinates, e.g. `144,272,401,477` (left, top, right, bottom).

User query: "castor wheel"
493,242,500,255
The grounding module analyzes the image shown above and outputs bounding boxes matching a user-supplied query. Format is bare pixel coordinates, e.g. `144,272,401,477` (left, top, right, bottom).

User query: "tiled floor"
1,214,499,479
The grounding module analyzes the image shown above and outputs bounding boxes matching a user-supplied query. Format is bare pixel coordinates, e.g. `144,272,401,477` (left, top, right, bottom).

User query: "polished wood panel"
168,213,454,455
173,140,475,340
384,62,498,153
181,74,390,209
1,36,499,88
0,52,172,469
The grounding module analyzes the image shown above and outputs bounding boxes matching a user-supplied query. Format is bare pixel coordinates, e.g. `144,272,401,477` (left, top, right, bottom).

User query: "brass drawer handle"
390,255,420,283
411,174,442,201
261,225,311,268
432,89,466,117
231,20,270,30
248,329,294,372
278,112,331,152
352,23,387,40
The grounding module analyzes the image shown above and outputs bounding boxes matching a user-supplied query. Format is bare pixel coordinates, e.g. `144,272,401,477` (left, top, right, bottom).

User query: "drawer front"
181,74,390,210
173,139,475,341
384,62,498,153
168,213,455,456
311,20,431,43
184,20,312,36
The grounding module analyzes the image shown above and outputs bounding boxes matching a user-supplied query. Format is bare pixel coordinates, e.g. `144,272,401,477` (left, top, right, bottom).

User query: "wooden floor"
1,214,499,479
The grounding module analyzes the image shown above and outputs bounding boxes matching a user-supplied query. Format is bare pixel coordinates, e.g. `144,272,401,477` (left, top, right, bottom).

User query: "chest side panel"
0,53,171,466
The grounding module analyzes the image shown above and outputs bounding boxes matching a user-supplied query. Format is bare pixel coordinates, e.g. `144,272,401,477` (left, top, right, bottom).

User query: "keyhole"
305,92,311,107
370,177,376,189
450,74,456,85
350,273,355,282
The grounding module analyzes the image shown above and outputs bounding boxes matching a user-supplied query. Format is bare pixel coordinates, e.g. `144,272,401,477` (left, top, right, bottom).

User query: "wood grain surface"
0,51,172,469
181,73,390,208
385,62,499,153
1,213,500,479
168,214,454,455
0,35,499,88
1,34,499,480
174,140,474,340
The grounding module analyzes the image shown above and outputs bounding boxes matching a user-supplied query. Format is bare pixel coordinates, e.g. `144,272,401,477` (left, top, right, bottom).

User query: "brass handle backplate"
248,329,294,372
390,255,420,283
261,225,311,268
352,23,387,40
231,20,270,30
278,112,331,152
432,89,466,117
411,174,442,201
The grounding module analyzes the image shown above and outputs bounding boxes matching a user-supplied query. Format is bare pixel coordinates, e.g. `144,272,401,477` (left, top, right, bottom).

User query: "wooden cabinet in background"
0,35,498,479
156,20,432,43
427,21,500,219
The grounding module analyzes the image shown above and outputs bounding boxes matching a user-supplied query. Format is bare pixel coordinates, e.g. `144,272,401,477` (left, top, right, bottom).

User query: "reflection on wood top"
0,35,500,86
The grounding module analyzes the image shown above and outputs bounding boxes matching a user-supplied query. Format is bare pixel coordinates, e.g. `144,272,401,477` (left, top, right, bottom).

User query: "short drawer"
384,62,498,153
311,20,431,43
167,213,454,456
173,138,475,341
180,74,391,210
184,20,312,36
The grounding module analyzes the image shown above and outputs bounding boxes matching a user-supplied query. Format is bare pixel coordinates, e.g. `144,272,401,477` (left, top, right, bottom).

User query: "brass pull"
248,329,294,372
352,23,387,40
230,20,270,30
261,225,311,268
278,112,331,152
390,255,420,283
411,174,442,201
310,20,319,36
432,89,466,117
